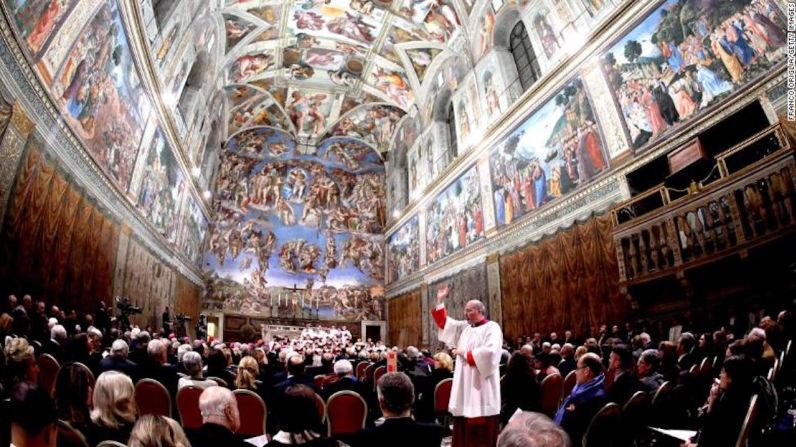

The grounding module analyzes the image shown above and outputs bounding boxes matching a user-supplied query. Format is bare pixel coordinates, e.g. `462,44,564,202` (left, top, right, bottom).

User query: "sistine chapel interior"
0,0,793,363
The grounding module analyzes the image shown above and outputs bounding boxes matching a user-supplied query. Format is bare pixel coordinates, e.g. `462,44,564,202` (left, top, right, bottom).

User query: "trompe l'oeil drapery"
499,215,626,341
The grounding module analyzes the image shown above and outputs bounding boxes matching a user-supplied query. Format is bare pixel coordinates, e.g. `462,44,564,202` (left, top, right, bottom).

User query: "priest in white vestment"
431,285,502,447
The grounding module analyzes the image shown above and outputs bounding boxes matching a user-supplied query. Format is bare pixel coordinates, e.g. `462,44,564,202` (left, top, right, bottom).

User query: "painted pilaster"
0,102,33,227
485,253,502,325
580,58,630,160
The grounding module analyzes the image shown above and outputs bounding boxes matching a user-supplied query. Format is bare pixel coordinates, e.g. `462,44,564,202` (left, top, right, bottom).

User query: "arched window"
447,102,458,159
509,21,542,92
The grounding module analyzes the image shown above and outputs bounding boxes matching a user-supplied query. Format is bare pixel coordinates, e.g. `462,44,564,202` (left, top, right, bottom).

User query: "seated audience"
178,351,217,390
139,339,179,397
3,338,38,391
128,415,190,447
414,351,454,423
266,384,335,446
205,348,236,387
684,356,756,447
554,353,607,446
97,339,138,380
188,386,249,447
235,355,268,401
558,344,576,378
44,324,67,364
9,382,58,447
321,359,366,400
607,345,639,406
636,349,665,393
274,354,316,394
86,371,136,446
497,411,571,447
343,372,445,447
500,352,542,426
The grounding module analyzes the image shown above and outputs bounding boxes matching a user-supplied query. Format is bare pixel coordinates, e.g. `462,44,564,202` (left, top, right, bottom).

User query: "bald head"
464,300,487,324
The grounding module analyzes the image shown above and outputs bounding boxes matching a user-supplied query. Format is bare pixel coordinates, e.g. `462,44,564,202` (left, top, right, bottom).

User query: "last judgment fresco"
204,127,386,321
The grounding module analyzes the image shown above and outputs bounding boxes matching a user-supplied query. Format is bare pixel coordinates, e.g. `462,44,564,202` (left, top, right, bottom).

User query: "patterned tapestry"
426,263,488,349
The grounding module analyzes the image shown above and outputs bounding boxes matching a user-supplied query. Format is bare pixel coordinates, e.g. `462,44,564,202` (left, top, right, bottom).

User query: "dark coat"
97,356,139,381
187,423,251,447
321,376,368,400
608,371,640,406
341,417,446,447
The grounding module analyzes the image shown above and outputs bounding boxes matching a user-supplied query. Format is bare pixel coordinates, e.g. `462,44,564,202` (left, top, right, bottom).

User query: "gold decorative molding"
10,101,33,136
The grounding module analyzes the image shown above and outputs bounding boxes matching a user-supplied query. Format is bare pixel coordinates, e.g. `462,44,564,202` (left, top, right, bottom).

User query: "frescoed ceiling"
215,0,473,152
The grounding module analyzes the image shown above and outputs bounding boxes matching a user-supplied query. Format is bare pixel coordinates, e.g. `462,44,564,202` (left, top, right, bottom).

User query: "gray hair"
377,372,414,414
50,324,67,342
466,300,486,314
182,351,203,376
111,339,129,357
406,346,420,359
334,359,353,375
199,386,236,421
147,339,166,360
640,349,660,370
498,411,571,447
177,344,192,362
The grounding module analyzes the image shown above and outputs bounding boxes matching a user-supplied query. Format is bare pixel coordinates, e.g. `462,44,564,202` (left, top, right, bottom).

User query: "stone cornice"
0,9,203,286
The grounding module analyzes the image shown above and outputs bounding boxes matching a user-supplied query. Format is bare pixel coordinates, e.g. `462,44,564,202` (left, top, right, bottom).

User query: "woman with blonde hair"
235,355,267,403
129,414,191,447
235,356,259,390
86,370,136,446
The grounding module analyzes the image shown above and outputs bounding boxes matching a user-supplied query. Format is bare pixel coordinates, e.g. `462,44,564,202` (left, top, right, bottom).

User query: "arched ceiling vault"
210,0,489,155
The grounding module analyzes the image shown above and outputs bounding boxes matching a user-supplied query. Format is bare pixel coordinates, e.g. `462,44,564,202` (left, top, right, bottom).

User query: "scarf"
554,374,606,424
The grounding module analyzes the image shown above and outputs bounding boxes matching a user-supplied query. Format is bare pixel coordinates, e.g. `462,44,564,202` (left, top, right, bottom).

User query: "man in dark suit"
42,324,67,364
558,343,577,378
321,359,367,400
306,352,335,378
607,344,640,406
138,339,179,398
97,339,139,380
274,354,317,394
341,372,446,447
187,386,249,447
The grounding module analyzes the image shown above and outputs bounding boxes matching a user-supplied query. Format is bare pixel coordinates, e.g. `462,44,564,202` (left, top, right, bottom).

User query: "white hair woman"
86,371,137,446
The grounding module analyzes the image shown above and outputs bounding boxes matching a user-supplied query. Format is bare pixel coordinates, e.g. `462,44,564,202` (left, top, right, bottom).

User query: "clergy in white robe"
431,293,502,447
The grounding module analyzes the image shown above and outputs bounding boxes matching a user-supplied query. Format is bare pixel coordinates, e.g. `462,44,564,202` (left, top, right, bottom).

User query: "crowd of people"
1,292,794,447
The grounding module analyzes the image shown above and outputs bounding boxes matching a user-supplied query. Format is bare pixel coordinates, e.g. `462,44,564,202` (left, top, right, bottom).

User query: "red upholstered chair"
735,395,759,447
540,373,563,418
326,391,367,437
582,403,622,447
176,386,203,429
37,354,60,395
234,389,267,437
562,370,577,400
136,379,172,418
372,365,387,391
207,376,228,387
434,378,453,416
314,374,328,390
72,362,95,388
355,362,369,379
363,364,375,382
313,392,327,423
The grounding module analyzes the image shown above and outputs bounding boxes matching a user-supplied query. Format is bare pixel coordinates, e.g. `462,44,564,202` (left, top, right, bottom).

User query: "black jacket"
608,371,640,406
187,423,251,447
97,356,139,381
341,417,446,447
321,376,368,400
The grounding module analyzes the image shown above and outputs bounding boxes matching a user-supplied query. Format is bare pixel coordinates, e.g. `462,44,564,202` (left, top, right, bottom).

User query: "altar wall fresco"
203,127,386,321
